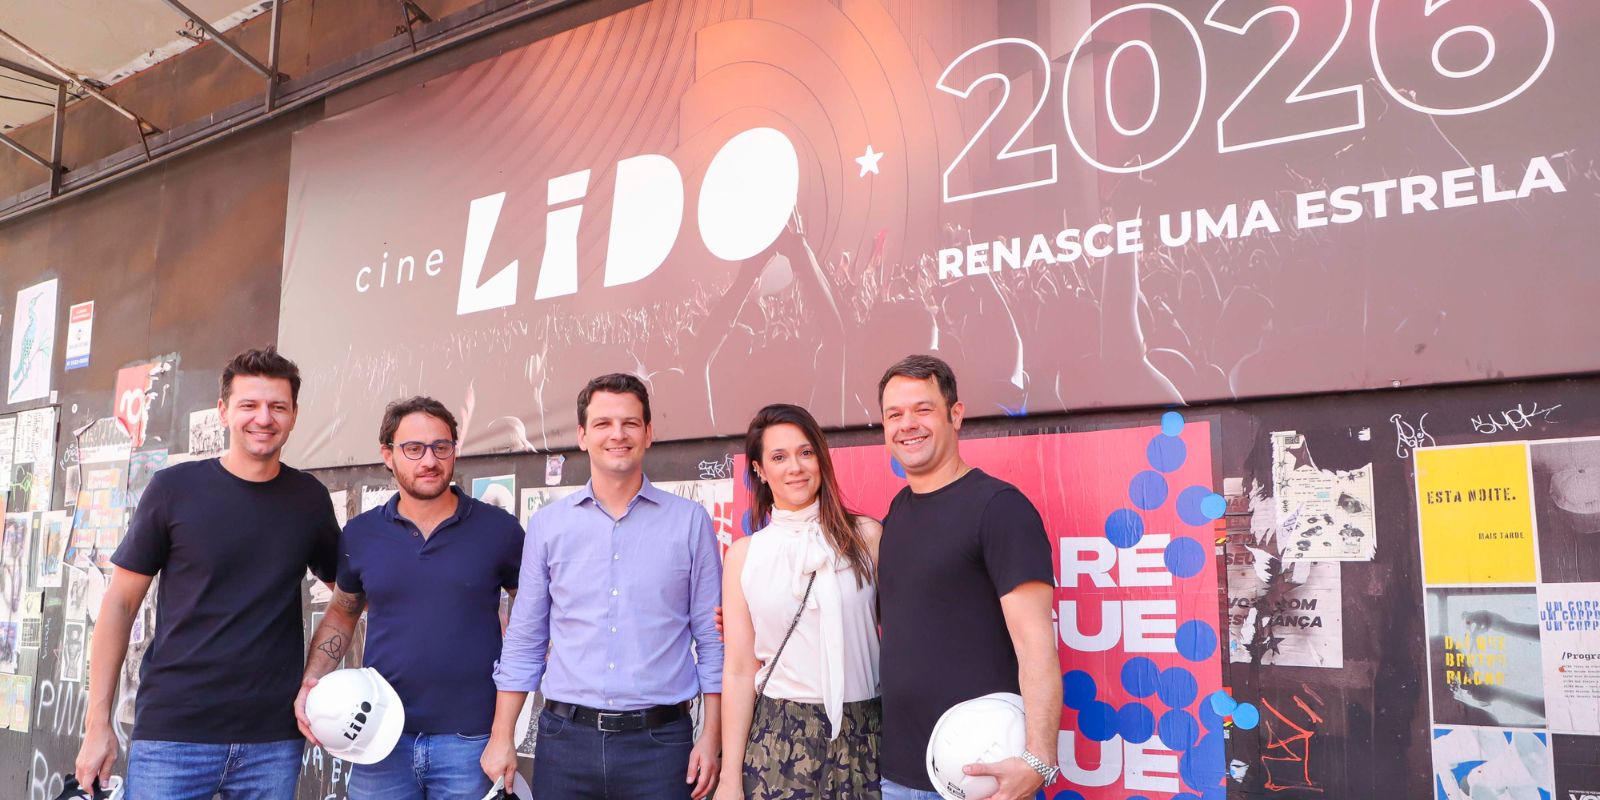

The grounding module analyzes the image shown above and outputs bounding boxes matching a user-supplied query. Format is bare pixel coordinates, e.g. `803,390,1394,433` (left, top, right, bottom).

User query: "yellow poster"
1416,444,1536,584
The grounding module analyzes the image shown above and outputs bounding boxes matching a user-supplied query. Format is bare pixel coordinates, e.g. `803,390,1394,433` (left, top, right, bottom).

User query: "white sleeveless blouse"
741,502,880,739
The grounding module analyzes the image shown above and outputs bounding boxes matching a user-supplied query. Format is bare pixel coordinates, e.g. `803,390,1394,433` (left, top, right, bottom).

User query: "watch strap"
1022,749,1059,784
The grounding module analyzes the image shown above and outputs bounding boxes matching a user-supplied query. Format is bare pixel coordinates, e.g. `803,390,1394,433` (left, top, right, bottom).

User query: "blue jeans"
531,708,693,799
348,731,494,799
880,776,943,800
127,738,302,800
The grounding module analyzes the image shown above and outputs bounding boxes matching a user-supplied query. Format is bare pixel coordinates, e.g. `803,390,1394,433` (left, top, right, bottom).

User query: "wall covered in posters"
0,350,1590,798
278,0,1600,468
1416,435,1600,799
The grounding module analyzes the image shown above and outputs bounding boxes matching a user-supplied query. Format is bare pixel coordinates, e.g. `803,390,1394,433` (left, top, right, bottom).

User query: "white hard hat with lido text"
305,667,406,765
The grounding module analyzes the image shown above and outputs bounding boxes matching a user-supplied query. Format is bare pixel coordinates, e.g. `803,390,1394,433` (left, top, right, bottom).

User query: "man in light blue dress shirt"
482,373,724,799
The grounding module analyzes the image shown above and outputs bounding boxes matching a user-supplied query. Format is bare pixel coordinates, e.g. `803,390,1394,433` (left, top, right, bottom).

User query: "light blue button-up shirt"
493,477,724,710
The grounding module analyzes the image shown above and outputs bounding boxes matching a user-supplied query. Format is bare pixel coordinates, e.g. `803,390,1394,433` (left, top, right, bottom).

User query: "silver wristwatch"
1022,749,1060,785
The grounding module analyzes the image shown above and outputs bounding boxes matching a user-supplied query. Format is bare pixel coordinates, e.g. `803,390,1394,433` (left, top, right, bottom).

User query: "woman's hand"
712,777,745,800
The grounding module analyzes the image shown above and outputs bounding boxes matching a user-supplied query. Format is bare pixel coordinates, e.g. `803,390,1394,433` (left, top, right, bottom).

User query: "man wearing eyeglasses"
295,396,523,799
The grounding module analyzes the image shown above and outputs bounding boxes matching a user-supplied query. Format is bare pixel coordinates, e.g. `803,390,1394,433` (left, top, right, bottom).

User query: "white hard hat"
481,773,533,799
305,668,406,765
925,692,1027,800
53,775,123,800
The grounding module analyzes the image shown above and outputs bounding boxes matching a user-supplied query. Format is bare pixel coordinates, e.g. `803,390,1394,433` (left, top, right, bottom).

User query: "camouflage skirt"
742,695,882,799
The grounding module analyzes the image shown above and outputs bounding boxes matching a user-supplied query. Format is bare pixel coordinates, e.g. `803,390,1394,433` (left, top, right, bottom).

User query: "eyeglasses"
389,439,457,460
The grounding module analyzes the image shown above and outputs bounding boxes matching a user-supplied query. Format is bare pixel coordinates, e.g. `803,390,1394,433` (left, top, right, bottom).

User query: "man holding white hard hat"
876,356,1063,800
302,667,407,766
297,396,524,798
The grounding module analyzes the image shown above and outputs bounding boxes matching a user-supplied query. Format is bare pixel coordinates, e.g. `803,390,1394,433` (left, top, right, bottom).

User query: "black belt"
545,700,687,732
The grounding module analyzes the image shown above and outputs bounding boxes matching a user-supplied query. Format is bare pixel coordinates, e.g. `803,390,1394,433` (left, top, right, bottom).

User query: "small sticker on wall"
64,301,93,370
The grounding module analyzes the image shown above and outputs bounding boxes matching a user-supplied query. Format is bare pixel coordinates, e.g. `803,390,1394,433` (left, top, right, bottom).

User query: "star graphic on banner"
855,145,884,177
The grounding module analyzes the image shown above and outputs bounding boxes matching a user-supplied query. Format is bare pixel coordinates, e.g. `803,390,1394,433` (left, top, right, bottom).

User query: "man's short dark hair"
878,354,959,408
378,396,459,445
577,373,652,428
221,346,302,406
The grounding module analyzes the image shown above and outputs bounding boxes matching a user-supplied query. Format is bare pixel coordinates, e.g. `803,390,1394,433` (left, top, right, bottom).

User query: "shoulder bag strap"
753,571,817,719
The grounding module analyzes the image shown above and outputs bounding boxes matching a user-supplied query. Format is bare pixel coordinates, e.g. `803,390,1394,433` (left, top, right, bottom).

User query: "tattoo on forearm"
333,591,365,615
316,633,346,662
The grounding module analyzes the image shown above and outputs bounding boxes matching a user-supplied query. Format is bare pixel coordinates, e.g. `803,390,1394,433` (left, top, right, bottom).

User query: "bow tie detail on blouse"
766,501,850,738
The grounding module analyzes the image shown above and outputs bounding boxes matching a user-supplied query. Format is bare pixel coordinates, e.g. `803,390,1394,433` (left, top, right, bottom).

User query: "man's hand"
714,605,724,639
963,756,1045,800
74,722,118,793
480,734,518,789
294,676,321,746
687,730,720,799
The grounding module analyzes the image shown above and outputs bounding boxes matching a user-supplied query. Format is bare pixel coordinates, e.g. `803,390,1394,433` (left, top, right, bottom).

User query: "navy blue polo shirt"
338,487,522,735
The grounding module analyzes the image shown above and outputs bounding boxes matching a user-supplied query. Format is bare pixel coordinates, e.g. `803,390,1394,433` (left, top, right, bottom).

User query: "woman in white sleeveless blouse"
716,404,882,799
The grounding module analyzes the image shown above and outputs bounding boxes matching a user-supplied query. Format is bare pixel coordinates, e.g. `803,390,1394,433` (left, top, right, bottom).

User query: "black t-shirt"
878,468,1055,790
112,458,339,743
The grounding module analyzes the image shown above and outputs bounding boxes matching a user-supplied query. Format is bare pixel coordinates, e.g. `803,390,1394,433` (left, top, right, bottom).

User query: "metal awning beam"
0,83,67,191
159,0,273,79
0,130,51,171
49,83,66,196
265,0,284,112
0,26,160,136
0,57,63,85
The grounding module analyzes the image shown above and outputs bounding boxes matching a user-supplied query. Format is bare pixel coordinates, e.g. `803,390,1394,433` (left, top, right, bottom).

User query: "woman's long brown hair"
744,404,874,586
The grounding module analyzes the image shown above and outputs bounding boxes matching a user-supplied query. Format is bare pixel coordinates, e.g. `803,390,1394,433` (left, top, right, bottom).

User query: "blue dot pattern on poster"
1161,411,1185,437
1118,703,1155,743
1158,667,1199,709
1164,537,1206,578
1129,470,1169,510
1063,670,1097,711
1159,709,1199,751
1177,621,1218,662
1105,508,1145,548
1180,733,1226,792
1176,486,1225,527
1146,435,1186,473
1078,701,1119,742
1121,657,1160,699
1058,413,1227,798
1233,702,1260,730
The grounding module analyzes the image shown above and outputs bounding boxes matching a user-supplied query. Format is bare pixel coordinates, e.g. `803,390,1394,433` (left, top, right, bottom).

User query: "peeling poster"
1272,430,1377,561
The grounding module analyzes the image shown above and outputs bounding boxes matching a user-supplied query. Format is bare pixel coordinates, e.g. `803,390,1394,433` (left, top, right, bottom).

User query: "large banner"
280,0,1600,467
732,418,1229,798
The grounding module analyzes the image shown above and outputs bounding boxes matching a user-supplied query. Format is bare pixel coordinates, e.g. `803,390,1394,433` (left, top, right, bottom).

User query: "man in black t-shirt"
76,348,339,799
876,355,1062,800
